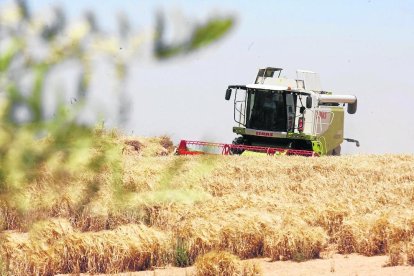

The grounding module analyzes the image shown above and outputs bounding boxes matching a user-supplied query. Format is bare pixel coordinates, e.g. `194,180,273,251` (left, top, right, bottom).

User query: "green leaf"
0,40,23,73
189,17,234,50
27,64,49,123
155,16,235,59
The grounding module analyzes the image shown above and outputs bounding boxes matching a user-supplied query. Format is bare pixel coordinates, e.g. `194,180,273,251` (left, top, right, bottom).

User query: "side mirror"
306,97,312,108
225,88,232,100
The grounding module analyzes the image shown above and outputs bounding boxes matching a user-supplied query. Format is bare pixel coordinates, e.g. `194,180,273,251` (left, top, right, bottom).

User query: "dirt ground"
113,254,414,276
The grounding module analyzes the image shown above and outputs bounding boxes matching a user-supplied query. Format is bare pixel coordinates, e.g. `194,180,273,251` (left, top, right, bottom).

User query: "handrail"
233,88,247,126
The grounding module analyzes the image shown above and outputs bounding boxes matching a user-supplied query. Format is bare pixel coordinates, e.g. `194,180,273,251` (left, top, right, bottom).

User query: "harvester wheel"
332,145,341,156
231,136,247,155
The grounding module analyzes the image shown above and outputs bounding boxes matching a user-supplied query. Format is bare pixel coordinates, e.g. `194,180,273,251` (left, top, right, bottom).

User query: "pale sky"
22,1,414,153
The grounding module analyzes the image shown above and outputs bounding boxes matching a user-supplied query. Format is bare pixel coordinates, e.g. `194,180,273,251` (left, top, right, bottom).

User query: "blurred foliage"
155,14,234,59
0,0,233,217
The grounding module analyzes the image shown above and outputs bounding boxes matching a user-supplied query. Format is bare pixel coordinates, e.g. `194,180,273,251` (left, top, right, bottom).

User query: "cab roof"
246,83,310,94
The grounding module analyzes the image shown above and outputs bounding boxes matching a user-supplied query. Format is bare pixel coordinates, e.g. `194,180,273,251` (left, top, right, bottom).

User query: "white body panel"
296,70,322,91
301,94,336,136
246,83,287,91
254,76,297,89
312,108,334,135
244,128,287,138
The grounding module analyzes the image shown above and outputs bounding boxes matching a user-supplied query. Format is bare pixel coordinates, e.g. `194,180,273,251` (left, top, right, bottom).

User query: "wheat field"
1,136,414,275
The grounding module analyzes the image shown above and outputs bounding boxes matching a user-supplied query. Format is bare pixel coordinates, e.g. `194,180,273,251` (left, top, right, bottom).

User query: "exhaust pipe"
318,95,357,114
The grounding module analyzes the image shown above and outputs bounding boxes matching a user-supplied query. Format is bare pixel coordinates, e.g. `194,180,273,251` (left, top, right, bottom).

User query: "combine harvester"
177,67,359,156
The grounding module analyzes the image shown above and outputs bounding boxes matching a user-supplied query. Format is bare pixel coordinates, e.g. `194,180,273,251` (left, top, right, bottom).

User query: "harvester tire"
332,146,341,156
231,137,247,155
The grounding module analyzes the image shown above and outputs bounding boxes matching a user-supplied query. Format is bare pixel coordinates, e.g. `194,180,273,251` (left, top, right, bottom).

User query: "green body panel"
311,141,322,155
315,107,344,155
233,127,245,135
286,132,316,140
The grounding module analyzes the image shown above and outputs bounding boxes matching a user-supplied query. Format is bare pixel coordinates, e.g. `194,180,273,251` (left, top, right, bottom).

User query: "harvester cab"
177,67,359,156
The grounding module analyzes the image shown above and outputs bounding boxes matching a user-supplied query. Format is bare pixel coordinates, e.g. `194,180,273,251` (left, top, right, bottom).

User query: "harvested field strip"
1,146,414,274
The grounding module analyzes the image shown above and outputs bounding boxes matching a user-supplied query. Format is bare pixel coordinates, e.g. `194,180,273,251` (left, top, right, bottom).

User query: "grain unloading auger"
177,67,359,156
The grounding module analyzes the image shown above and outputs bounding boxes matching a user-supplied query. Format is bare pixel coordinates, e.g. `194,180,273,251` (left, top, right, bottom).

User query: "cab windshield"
246,90,288,132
